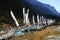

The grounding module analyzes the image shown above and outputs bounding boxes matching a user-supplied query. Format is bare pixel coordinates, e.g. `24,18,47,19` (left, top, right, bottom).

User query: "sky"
37,0,60,13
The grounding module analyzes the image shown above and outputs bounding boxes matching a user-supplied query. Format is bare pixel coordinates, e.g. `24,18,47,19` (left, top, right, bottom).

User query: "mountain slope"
0,0,60,24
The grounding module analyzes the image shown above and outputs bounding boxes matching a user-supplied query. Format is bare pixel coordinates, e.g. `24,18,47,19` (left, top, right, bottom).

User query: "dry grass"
0,23,14,30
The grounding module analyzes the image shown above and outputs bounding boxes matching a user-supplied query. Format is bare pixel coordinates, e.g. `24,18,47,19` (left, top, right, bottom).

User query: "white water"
47,19,55,25
41,16,44,22
37,15,40,26
23,8,26,24
40,16,42,25
43,19,47,25
33,15,35,25
10,11,19,27
23,8,30,25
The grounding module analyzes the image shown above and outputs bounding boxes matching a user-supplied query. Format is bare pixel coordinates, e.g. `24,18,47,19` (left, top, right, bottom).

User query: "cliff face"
0,0,60,25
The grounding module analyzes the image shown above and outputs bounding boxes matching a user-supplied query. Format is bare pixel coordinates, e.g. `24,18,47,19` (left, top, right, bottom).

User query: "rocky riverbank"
9,25,60,40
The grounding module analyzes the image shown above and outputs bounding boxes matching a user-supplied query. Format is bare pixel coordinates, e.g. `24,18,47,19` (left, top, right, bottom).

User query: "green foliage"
0,30,2,32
